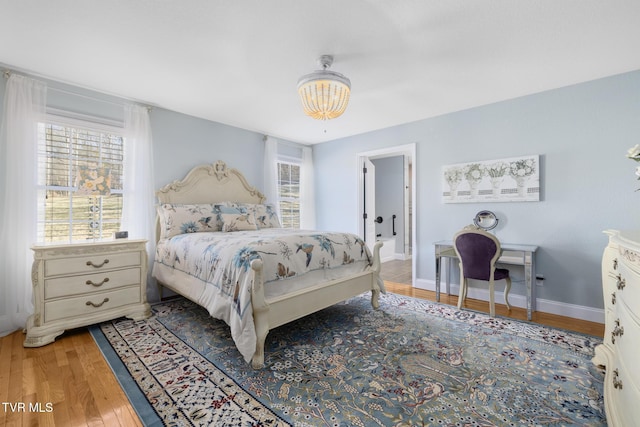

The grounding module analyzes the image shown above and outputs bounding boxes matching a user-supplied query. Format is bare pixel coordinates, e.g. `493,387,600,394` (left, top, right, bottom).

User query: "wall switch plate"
114,231,128,239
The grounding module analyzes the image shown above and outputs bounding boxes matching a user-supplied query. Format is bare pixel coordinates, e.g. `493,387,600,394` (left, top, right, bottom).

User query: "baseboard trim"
414,278,604,324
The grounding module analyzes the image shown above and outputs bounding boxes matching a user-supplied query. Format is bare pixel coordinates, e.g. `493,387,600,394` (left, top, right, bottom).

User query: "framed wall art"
442,155,540,203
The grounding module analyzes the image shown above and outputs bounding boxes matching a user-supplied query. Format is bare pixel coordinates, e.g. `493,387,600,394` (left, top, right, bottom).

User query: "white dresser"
24,239,151,347
593,230,640,427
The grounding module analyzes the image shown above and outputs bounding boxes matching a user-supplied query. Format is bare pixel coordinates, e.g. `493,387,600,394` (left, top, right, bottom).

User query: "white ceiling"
1,1,639,144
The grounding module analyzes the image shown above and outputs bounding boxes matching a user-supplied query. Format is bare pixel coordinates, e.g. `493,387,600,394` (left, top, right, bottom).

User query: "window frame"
36,112,125,243
276,156,302,229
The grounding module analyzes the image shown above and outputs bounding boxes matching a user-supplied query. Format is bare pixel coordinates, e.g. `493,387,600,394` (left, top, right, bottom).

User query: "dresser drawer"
611,303,640,388
44,251,141,277
44,286,142,323
616,260,640,317
610,360,640,427
44,267,141,299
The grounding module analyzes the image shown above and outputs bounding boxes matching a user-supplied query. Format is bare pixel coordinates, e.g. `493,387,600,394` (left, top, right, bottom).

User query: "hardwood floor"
1,280,604,426
0,328,142,427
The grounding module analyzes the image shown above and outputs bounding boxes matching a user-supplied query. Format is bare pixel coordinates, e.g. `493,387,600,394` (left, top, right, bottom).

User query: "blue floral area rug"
91,293,606,426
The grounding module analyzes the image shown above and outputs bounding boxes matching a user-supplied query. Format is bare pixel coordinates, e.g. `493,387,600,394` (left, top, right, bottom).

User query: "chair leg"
457,278,467,309
504,277,512,310
489,280,496,317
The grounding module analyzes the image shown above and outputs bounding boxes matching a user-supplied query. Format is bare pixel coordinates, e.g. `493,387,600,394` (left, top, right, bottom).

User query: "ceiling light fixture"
297,55,351,120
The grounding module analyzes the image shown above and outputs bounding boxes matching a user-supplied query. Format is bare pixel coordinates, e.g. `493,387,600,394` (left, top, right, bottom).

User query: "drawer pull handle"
611,320,624,344
86,259,109,268
85,277,109,287
86,298,109,308
612,258,618,270
612,369,623,390
611,292,616,305
616,275,626,290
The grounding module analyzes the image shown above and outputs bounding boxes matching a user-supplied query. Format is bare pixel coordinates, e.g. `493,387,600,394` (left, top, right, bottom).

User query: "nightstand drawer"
44,286,141,323
44,252,141,277
44,267,141,299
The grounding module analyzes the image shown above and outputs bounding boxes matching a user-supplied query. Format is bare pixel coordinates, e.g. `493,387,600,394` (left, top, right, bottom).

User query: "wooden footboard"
249,241,383,368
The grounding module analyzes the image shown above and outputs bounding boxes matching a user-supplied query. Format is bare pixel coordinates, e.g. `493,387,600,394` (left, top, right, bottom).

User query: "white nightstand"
24,239,151,347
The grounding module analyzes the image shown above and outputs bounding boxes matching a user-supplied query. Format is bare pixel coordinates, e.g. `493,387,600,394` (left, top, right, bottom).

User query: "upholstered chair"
453,225,511,317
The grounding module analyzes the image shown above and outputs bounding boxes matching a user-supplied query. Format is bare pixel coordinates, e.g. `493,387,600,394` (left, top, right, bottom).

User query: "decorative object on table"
473,210,499,230
442,155,540,203
114,231,128,239
92,293,604,426
625,144,640,190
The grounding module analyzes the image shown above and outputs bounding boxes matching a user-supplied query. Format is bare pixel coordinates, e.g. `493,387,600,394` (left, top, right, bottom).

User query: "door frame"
356,143,417,285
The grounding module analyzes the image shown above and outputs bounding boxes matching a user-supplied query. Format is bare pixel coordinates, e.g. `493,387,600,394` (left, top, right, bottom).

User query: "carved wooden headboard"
155,160,266,240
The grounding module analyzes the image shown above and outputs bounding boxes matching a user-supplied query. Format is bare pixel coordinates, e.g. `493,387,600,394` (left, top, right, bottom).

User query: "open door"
357,143,416,287
362,157,376,251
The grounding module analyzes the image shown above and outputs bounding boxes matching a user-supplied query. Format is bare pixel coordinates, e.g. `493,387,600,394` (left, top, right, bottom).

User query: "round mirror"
473,210,498,230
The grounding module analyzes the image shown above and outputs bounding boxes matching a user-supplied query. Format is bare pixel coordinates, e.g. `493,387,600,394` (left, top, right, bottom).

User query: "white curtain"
122,104,156,294
300,146,316,229
263,136,280,216
0,74,47,337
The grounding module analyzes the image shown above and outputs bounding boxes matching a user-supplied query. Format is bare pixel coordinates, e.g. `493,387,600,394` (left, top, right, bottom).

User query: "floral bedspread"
153,229,374,362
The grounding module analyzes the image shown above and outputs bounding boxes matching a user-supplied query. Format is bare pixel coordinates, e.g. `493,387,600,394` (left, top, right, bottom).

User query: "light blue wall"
314,70,640,310
150,108,265,191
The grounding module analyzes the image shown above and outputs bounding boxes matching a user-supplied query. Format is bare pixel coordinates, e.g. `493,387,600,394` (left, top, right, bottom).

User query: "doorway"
357,143,416,286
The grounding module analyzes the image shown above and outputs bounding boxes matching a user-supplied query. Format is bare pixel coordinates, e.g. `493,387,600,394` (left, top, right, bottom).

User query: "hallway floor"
379,259,412,285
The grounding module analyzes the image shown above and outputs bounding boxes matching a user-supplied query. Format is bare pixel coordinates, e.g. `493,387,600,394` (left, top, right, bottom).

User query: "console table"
434,240,538,320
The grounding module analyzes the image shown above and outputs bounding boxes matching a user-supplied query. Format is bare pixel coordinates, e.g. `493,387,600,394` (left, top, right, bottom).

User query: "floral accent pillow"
221,213,258,232
158,203,223,240
228,203,282,228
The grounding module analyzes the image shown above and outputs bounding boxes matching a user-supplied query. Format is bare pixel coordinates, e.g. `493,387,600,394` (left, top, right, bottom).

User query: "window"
277,161,301,229
36,120,124,243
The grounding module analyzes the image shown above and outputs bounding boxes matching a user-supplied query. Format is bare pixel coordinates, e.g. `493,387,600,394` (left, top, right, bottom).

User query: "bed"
151,160,383,368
